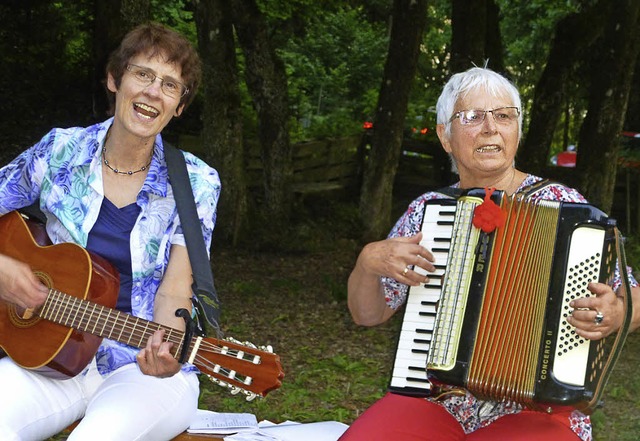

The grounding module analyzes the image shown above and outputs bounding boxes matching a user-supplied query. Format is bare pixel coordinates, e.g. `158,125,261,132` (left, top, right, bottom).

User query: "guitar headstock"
193,336,284,401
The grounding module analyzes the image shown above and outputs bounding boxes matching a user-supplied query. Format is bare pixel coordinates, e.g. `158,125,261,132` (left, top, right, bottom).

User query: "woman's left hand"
567,282,623,340
136,329,182,378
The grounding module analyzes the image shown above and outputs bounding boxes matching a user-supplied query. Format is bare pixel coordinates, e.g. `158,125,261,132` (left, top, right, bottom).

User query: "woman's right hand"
347,233,435,326
356,233,436,284
0,254,49,309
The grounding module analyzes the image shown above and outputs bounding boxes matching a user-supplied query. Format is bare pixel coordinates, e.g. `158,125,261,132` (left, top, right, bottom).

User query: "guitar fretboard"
39,289,187,358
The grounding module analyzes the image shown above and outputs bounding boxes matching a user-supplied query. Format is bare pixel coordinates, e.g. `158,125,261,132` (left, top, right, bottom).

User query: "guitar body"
0,211,120,378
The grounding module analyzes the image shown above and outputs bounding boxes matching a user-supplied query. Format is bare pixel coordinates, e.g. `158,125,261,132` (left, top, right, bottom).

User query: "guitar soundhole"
34,270,54,290
8,305,40,327
7,270,53,327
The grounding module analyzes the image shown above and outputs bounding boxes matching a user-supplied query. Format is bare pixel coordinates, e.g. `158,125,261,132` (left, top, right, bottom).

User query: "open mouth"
133,103,159,119
476,145,501,153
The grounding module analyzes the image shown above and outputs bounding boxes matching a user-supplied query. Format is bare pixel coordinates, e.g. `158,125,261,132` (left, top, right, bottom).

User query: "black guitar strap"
164,142,221,336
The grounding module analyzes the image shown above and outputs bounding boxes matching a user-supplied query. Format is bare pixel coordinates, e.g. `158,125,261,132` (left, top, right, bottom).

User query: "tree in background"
2,0,640,237
359,0,428,241
230,0,294,232
449,0,504,74
577,0,640,212
195,0,248,246
517,0,611,177
93,0,151,118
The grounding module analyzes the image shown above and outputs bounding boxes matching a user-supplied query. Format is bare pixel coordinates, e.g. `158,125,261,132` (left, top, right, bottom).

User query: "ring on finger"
594,311,604,325
402,266,410,276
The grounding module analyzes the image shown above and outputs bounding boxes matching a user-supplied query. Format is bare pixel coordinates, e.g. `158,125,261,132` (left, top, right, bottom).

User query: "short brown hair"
106,22,202,110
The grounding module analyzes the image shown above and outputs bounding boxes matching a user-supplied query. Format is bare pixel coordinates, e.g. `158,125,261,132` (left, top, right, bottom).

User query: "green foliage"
0,0,94,144
406,1,453,134
279,7,388,141
490,1,596,158
151,0,196,41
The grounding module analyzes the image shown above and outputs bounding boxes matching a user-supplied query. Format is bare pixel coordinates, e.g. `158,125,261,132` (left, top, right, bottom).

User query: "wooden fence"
177,132,452,197
247,135,364,194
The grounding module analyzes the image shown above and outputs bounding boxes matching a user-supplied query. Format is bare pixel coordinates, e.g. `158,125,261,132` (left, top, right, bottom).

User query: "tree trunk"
577,0,640,213
484,0,504,74
195,0,248,246
450,0,505,80
230,0,293,228
359,0,428,242
93,0,150,118
518,0,610,176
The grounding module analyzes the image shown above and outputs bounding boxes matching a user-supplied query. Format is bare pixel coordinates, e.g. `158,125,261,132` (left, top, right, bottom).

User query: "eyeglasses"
449,106,520,126
126,64,189,99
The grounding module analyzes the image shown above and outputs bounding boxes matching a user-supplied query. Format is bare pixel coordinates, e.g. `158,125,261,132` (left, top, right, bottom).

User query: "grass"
48,192,640,440
197,194,640,441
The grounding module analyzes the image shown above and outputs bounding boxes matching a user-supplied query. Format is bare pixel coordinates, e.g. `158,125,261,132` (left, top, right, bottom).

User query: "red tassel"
472,187,506,233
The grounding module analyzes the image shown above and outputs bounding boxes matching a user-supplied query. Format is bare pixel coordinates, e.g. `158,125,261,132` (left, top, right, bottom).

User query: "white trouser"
0,357,199,441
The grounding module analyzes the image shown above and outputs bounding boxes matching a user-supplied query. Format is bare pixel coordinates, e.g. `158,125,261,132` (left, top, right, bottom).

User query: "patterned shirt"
383,175,637,441
0,118,221,375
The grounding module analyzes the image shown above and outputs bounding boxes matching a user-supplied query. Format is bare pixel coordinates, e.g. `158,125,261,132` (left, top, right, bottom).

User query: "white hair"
436,67,523,140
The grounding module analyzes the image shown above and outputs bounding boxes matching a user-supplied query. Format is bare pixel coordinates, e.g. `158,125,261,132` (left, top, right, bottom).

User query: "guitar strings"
42,289,247,360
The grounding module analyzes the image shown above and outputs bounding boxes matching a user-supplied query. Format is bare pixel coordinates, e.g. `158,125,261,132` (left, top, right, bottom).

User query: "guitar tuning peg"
261,345,274,353
242,341,257,349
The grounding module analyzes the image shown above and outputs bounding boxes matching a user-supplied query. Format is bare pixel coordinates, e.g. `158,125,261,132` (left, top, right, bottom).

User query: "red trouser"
339,393,581,441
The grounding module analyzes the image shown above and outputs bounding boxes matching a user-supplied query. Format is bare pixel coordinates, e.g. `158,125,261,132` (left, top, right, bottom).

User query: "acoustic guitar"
0,210,284,400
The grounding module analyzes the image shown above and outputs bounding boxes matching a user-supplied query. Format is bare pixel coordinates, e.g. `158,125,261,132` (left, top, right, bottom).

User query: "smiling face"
107,53,184,144
436,87,521,186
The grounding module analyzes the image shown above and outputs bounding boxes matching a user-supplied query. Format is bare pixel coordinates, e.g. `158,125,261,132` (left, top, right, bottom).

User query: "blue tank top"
86,198,140,313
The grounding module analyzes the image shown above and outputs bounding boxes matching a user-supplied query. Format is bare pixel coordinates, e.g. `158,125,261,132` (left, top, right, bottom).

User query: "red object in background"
556,151,577,168
363,121,373,129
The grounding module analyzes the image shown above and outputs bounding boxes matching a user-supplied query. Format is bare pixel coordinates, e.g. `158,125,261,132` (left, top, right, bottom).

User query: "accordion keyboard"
388,201,456,395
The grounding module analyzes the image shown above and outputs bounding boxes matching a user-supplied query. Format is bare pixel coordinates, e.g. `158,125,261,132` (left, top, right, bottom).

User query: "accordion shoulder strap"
434,186,463,198
516,178,557,199
435,178,557,200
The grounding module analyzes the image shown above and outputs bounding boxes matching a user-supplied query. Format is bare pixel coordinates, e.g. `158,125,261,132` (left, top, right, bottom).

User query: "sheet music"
225,420,349,441
187,409,258,434
187,410,348,440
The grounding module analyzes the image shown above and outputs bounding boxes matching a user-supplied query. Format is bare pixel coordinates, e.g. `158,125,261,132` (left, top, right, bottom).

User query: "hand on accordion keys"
348,232,436,326
567,281,626,340
362,232,436,286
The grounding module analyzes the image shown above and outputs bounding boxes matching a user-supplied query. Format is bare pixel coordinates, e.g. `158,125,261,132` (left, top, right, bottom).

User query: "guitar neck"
39,289,188,358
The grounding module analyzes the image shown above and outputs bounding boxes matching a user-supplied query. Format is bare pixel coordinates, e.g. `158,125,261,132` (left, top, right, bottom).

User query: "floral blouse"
382,174,638,441
0,118,221,375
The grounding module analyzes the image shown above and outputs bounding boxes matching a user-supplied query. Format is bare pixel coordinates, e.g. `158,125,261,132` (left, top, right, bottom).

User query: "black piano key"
408,365,427,372
406,376,431,383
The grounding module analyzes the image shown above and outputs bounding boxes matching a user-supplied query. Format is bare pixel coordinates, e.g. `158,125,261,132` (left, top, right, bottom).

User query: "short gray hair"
436,67,523,139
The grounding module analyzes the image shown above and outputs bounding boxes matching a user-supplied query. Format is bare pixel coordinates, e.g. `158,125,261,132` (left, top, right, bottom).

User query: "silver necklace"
102,147,151,176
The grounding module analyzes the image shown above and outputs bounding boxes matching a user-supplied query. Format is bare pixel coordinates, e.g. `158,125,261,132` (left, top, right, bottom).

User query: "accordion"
389,188,633,413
